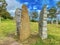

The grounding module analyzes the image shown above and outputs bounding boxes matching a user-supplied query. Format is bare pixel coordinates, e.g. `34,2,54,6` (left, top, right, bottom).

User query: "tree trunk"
51,18,54,24
56,18,58,25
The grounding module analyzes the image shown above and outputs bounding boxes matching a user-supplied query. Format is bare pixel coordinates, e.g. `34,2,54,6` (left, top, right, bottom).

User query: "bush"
30,20,38,22
58,21,60,24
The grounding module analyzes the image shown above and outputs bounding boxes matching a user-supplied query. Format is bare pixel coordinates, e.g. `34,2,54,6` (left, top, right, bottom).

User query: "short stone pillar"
39,5,48,39
15,4,30,41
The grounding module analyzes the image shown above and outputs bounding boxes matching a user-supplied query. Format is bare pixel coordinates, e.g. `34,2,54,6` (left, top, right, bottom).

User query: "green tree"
57,1,60,8
31,11,38,22
48,7,57,24
56,1,60,25
1,10,13,19
0,0,13,20
0,0,7,20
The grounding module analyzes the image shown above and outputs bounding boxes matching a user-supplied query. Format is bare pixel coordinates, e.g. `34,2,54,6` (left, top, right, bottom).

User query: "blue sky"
17,0,57,10
6,0,60,16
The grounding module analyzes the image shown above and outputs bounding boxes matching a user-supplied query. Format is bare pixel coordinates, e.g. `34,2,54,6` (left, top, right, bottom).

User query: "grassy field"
0,20,60,45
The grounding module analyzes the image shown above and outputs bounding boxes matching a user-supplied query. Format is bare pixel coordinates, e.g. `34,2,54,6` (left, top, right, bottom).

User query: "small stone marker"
39,5,48,39
15,4,30,42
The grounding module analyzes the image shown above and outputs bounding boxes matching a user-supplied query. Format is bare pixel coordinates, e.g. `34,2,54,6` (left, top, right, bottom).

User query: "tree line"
30,1,60,24
0,0,60,23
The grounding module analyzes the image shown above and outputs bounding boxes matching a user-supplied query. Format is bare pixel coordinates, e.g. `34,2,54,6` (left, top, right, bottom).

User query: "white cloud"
33,6,37,9
6,0,22,16
37,10,41,15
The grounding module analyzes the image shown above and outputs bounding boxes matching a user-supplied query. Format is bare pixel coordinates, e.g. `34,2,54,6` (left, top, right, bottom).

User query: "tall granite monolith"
15,4,30,42
39,5,48,39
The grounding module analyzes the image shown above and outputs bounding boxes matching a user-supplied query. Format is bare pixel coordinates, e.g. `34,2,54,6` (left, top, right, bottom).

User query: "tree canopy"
0,0,13,19
57,1,60,8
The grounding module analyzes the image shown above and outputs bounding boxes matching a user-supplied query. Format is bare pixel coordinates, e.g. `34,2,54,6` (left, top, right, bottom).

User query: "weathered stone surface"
20,4,30,41
15,8,21,40
15,4,30,41
0,37,21,45
39,5,48,39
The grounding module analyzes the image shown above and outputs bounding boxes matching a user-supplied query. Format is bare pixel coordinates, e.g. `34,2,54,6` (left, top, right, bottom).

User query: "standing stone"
15,8,21,40
15,4,30,42
39,5,48,39
21,4,30,41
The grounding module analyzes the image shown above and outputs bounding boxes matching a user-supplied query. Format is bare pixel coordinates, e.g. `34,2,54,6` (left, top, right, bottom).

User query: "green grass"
0,20,16,38
0,20,60,45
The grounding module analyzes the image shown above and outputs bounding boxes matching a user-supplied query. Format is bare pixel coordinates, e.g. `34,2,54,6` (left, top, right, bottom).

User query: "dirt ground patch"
0,33,39,45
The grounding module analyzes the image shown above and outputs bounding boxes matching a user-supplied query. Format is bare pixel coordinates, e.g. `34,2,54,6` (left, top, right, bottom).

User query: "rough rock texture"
39,5,48,39
15,4,30,42
15,8,22,40
20,4,30,41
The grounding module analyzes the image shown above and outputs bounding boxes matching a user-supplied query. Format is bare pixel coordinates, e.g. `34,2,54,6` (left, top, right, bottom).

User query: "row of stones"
15,4,48,42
